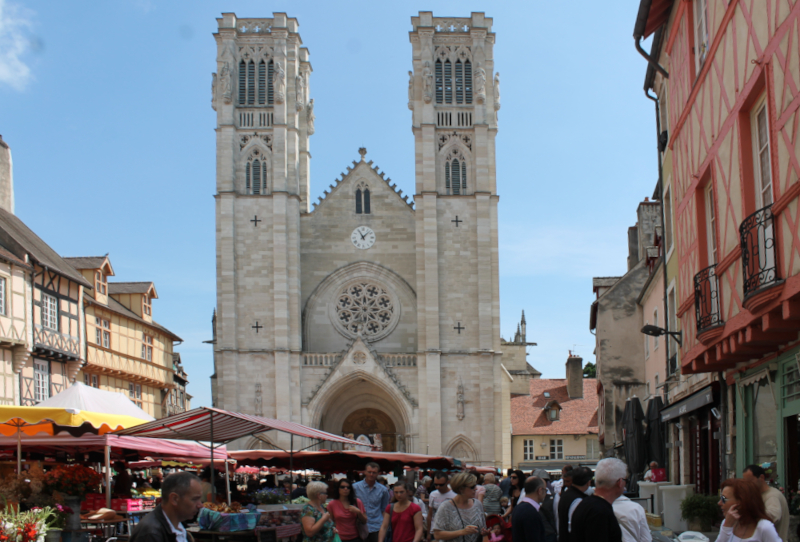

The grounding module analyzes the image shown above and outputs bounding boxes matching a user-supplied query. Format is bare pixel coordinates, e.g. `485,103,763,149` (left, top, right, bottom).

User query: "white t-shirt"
612,495,652,542
428,488,457,527
717,519,781,542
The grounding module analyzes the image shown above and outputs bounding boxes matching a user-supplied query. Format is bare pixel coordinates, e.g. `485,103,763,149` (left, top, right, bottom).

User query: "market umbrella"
37,382,155,422
644,396,666,468
622,397,646,491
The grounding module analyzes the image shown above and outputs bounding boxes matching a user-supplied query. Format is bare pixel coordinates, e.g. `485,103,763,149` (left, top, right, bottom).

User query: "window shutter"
444,60,452,104
247,61,255,105
445,162,451,194
461,160,467,192
262,162,268,193
455,61,463,104
435,60,443,104
364,189,371,214
252,159,261,195
452,160,460,195
464,61,473,103
246,163,251,193
258,61,266,105
239,60,246,105
268,61,275,105
355,189,362,214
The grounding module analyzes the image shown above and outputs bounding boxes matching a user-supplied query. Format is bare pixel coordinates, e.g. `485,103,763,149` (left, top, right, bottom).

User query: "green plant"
680,494,721,525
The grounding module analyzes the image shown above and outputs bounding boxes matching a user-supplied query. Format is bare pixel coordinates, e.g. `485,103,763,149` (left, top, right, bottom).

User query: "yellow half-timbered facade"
65,256,183,418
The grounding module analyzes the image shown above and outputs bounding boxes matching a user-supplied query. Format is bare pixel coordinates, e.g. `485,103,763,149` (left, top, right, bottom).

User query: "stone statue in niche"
307,99,315,135
474,64,487,104
274,61,286,104
423,61,433,103
296,73,306,111
397,434,406,453
219,62,232,104
254,383,263,416
493,72,501,110
457,381,465,420
211,72,217,110
407,70,414,110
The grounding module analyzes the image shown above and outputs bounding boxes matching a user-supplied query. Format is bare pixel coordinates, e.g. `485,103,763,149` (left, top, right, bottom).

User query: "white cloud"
0,0,34,91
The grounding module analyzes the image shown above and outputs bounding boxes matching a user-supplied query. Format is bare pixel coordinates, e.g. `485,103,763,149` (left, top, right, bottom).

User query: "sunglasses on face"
468,485,477,490
720,495,728,504
510,476,518,479
340,486,351,490
434,483,446,487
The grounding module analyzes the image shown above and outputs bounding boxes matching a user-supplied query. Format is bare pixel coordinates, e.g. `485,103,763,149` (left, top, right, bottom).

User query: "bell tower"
409,13,507,464
212,13,312,437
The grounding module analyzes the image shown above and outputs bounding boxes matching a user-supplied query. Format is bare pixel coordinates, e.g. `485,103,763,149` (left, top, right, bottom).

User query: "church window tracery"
335,281,395,338
435,49,472,105
443,149,468,195
245,150,269,195
355,183,371,214
239,59,273,106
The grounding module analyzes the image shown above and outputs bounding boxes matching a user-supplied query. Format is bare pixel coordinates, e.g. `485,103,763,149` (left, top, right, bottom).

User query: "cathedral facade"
211,12,512,466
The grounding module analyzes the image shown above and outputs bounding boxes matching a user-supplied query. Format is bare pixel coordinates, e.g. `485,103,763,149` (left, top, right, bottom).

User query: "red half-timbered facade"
642,0,800,489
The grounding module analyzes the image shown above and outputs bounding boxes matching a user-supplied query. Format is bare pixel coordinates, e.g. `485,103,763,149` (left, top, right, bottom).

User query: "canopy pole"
16,428,21,475
290,434,294,492
225,459,231,505
210,413,215,501
105,445,112,509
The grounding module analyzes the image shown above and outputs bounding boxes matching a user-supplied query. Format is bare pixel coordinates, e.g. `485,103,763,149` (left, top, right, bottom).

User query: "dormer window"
95,271,107,295
549,408,559,421
143,295,152,316
543,392,550,398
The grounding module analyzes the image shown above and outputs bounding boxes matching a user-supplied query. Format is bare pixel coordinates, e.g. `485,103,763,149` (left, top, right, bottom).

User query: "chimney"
566,354,583,399
0,135,14,214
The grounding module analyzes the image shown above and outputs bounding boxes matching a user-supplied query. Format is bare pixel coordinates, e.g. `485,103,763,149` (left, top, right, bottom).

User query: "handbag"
357,501,370,540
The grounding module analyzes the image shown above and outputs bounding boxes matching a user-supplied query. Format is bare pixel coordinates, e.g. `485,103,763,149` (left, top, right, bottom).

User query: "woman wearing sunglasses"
717,478,780,542
432,473,489,542
329,479,368,542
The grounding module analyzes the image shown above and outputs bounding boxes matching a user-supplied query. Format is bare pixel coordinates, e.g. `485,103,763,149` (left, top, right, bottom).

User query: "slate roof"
108,282,157,297
511,378,599,436
63,256,109,271
0,208,91,288
84,292,181,342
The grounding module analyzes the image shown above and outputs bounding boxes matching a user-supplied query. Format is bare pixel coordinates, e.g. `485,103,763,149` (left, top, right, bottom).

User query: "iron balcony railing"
694,264,722,333
740,204,778,296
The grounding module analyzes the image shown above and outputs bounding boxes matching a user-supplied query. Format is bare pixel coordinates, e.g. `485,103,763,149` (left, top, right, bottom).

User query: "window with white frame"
523,439,535,461
644,319,650,359
653,309,659,349
142,333,153,361
550,439,563,460
84,373,99,388
664,184,674,255
753,98,774,208
142,295,152,317
0,276,6,316
41,294,58,330
95,271,107,295
34,360,50,402
95,317,110,349
694,0,710,72
129,382,142,407
586,438,600,459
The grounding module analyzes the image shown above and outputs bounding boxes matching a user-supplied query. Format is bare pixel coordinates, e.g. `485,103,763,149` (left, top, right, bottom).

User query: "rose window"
336,282,395,338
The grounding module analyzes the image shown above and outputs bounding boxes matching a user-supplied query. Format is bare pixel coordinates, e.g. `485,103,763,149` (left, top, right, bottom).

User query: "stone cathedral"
211,12,518,467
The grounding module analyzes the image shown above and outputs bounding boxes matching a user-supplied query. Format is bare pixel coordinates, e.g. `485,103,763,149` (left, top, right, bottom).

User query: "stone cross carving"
274,61,286,104
474,64,487,104
296,73,306,111
255,383,263,416
494,72,501,110
219,62,232,104
307,99,315,135
457,380,465,420
211,72,217,110
423,61,434,103
407,70,414,110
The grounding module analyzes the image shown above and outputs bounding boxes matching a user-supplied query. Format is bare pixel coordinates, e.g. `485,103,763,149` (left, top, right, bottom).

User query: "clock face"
351,226,376,250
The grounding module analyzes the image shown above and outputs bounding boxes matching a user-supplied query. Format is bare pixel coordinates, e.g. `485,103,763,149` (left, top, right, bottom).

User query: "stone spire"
520,310,526,342
0,135,15,214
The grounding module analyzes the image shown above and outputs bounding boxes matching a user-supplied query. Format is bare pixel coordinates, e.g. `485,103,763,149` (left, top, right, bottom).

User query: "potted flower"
680,494,721,532
0,505,56,542
44,465,102,531
43,502,73,541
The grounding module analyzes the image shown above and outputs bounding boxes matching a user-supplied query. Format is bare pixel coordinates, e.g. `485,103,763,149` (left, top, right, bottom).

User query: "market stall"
229,449,458,473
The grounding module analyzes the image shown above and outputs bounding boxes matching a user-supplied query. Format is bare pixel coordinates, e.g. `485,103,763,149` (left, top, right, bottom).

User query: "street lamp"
640,324,683,346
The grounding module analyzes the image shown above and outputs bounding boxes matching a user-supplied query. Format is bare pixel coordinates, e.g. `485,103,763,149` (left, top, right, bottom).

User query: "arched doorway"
342,408,398,452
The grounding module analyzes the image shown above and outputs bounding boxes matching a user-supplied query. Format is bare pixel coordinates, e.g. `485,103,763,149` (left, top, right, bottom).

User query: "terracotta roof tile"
511,378,599,435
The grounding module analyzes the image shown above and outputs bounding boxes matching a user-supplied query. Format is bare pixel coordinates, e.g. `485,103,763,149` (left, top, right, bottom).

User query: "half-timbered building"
65,256,183,419
637,0,800,492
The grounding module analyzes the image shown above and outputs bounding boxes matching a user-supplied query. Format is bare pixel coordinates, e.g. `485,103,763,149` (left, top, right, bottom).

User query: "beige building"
211,12,520,465
511,356,599,470
65,256,182,419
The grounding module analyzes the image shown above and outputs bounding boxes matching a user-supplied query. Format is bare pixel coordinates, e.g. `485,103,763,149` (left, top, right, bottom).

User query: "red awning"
229,449,457,473
114,407,368,448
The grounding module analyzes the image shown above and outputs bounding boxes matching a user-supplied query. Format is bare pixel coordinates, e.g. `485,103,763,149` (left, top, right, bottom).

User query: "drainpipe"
634,0,670,80
718,371,728,482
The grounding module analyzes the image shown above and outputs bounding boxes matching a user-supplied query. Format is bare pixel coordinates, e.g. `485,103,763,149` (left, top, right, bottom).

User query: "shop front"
735,347,800,492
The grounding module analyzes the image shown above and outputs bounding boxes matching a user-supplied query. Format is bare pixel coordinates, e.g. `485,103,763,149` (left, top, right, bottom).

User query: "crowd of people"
126,458,794,542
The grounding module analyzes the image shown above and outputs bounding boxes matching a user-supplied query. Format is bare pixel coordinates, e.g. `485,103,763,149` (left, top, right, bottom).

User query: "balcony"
694,264,723,342
33,326,80,361
740,204,779,298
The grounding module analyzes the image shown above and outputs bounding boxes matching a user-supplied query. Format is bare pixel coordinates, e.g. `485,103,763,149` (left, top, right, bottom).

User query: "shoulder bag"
448,499,477,542
357,500,370,541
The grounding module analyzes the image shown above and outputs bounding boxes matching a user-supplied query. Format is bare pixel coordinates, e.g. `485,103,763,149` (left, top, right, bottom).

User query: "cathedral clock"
351,226,376,249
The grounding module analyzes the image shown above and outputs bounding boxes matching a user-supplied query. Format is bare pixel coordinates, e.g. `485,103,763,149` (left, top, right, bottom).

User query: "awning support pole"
210,413,215,500
16,428,21,475
225,459,231,505
290,434,294,491
105,445,112,509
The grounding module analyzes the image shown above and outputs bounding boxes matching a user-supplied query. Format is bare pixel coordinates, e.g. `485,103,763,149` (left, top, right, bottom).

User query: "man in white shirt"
744,464,790,542
613,494,652,542
427,471,456,541
643,462,658,482
551,465,573,498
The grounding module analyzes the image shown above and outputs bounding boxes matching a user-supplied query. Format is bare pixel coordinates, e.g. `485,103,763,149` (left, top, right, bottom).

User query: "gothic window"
436,58,471,104
444,149,468,195
355,184,371,214
454,60,472,104
245,150,269,195
239,59,273,106
335,281,395,338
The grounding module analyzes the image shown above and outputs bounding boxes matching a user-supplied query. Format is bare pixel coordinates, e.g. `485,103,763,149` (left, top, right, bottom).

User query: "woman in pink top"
328,479,367,542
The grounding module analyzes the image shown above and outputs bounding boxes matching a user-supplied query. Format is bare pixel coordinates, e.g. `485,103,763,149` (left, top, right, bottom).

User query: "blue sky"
0,0,655,408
